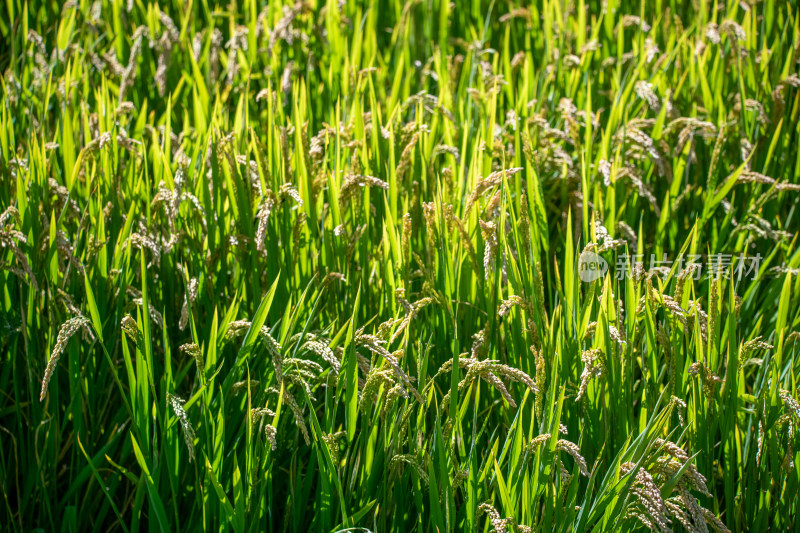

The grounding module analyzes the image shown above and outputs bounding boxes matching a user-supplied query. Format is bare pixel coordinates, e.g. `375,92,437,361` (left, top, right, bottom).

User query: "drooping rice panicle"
40,316,92,401
168,393,197,462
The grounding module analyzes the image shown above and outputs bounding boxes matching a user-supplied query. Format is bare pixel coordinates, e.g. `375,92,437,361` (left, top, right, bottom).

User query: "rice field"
1,0,800,531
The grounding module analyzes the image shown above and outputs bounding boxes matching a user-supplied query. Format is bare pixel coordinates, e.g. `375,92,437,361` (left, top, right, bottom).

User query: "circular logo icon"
578,251,608,282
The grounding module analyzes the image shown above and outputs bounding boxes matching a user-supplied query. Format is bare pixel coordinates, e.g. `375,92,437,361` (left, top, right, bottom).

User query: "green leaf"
130,433,170,531
343,285,361,443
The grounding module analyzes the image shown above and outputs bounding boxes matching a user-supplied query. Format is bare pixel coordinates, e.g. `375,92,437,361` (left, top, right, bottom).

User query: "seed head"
41,316,91,401
168,393,196,462
556,439,589,477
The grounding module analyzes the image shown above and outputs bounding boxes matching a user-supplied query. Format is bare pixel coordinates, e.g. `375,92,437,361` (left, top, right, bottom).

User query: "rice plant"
1,0,799,531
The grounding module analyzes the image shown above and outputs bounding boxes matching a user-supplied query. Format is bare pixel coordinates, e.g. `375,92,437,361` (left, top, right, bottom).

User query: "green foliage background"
1,0,800,531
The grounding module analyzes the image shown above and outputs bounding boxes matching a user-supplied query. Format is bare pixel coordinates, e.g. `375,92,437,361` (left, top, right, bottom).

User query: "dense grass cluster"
2,0,800,531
